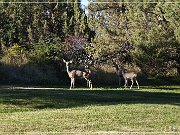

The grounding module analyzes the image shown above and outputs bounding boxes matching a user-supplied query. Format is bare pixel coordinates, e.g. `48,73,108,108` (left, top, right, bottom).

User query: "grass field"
0,85,180,134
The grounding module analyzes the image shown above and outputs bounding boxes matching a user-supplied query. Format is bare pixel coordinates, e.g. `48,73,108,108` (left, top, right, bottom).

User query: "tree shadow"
0,86,179,112
149,86,180,91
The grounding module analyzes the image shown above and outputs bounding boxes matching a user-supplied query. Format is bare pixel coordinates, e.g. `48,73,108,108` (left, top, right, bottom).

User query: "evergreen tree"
0,0,92,65
87,0,133,64
87,0,180,76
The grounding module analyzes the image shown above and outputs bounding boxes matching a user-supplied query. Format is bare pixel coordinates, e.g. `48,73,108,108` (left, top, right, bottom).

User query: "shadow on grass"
0,86,179,112
150,86,180,91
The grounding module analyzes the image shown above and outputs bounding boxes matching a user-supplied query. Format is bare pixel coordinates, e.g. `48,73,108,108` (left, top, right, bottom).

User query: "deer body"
113,63,139,89
84,65,93,87
68,70,83,78
114,65,124,87
63,59,93,90
122,71,139,89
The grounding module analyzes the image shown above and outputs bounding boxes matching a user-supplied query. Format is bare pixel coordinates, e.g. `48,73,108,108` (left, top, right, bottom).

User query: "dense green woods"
88,0,180,76
0,0,179,85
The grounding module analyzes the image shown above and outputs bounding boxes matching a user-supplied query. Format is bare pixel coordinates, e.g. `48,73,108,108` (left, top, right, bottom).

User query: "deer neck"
66,65,70,74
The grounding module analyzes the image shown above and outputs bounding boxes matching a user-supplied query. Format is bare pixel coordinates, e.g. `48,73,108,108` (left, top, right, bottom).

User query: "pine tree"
87,0,180,76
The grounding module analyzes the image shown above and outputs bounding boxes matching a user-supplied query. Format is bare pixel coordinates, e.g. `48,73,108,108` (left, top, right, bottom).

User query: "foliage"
0,0,94,85
129,1,180,76
0,0,180,86
0,0,90,45
29,39,63,65
1,43,28,66
87,0,180,77
0,0,91,59
87,0,134,64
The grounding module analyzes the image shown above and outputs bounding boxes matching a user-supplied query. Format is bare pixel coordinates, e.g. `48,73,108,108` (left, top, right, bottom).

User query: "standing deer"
84,64,93,88
63,59,93,90
113,62,139,89
112,62,124,87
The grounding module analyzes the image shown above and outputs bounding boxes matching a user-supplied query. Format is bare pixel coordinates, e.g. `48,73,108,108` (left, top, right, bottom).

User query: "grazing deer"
63,59,93,90
113,62,139,89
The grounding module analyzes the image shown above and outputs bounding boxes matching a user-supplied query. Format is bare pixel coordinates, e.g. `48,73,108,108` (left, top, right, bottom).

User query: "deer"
84,64,93,88
112,62,139,89
63,59,93,90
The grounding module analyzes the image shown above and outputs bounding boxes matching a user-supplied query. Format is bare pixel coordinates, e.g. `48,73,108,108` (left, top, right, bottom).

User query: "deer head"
63,59,73,73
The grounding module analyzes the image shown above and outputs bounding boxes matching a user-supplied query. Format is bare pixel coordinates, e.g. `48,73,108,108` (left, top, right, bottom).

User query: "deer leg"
135,78,139,89
72,78,75,88
70,78,75,89
70,78,73,89
88,80,92,90
89,80,93,90
130,79,134,89
124,79,127,88
87,80,90,88
88,80,91,88
84,77,89,87
84,77,93,90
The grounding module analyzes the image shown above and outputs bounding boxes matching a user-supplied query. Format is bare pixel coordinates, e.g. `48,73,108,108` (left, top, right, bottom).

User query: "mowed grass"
0,85,180,133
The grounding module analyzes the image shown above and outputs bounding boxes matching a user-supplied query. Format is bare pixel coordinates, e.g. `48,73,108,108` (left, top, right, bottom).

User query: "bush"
29,42,63,65
0,41,68,85
0,43,28,66
0,63,61,85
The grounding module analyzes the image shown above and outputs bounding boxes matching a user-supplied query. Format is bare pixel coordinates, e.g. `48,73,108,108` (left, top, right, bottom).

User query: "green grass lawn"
0,85,180,134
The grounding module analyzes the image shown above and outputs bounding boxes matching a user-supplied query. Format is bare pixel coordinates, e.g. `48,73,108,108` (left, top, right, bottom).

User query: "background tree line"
0,0,179,86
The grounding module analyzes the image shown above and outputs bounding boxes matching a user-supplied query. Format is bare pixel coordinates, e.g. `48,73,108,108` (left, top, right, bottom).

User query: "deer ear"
63,59,66,63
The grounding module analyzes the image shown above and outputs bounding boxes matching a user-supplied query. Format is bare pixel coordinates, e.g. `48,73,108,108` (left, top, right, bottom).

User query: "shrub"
1,43,28,66
0,63,61,85
29,42,61,64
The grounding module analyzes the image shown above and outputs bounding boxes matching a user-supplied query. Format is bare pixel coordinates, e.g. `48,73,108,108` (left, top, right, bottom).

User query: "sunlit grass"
0,85,180,133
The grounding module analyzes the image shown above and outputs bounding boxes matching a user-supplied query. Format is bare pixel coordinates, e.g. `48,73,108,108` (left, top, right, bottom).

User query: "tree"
87,0,134,66
0,0,92,65
87,0,180,77
128,1,180,76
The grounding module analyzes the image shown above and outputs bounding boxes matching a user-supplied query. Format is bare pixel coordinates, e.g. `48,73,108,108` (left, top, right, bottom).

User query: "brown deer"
84,64,93,88
113,62,139,89
63,59,93,90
